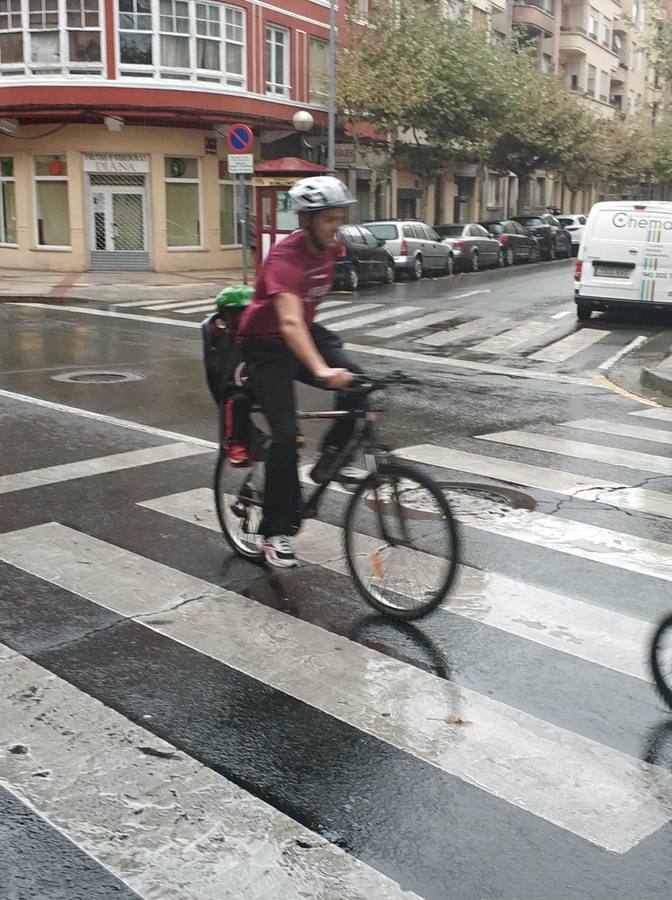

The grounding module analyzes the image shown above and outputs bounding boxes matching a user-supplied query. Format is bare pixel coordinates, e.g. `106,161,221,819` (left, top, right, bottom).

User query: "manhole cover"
51,371,143,384
439,482,536,513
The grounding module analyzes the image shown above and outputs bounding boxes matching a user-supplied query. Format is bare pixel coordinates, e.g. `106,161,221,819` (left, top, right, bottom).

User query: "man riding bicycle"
237,175,365,569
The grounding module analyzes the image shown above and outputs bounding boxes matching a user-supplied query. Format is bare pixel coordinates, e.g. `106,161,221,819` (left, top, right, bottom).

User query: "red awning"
254,156,330,175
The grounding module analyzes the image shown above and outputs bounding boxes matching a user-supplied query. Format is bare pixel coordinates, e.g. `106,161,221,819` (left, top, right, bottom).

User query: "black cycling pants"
242,324,365,538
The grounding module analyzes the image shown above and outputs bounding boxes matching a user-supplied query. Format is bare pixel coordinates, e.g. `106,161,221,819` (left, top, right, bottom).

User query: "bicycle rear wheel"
214,451,265,561
343,462,459,620
650,612,672,709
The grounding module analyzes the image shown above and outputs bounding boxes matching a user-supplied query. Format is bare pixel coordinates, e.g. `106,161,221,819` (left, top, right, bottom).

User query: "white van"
574,200,672,320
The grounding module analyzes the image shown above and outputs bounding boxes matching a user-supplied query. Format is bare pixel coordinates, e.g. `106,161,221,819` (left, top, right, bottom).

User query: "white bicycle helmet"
289,176,357,212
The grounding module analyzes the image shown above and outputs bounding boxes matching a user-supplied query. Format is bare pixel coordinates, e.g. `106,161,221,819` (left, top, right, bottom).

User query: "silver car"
435,223,504,272
362,220,454,280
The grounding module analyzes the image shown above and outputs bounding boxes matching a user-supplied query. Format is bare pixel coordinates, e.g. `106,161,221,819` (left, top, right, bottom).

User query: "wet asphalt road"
2,259,672,899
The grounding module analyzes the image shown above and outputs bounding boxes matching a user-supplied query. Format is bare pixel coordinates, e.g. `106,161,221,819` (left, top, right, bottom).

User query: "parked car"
435,223,504,272
480,219,541,265
363,220,454,279
513,214,572,260
335,225,395,291
558,214,587,257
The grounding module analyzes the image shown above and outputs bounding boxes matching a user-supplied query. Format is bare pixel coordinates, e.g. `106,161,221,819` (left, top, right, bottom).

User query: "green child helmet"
215,283,254,312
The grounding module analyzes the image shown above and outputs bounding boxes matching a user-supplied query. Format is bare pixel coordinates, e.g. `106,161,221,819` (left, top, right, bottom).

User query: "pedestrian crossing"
111,294,647,371
3,393,672,896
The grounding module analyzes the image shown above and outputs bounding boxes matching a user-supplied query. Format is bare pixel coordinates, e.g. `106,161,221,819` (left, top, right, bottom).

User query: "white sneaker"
263,535,298,569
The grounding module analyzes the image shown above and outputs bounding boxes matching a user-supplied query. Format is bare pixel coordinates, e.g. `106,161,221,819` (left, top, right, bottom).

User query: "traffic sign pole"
225,124,254,284
239,174,248,285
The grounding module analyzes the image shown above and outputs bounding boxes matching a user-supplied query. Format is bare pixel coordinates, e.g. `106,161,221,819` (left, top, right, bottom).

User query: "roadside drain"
51,371,143,384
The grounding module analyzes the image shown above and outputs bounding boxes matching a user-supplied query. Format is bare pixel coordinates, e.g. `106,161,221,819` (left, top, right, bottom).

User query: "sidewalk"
643,346,672,398
0,267,255,306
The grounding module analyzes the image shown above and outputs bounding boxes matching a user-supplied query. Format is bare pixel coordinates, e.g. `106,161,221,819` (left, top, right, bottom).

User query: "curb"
642,362,672,398
0,296,82,304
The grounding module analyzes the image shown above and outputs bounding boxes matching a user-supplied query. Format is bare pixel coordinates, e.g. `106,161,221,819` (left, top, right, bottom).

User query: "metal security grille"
88,173,150,272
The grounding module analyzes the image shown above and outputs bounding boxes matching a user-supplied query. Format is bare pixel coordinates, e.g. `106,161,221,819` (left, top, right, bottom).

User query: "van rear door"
579,204,672,305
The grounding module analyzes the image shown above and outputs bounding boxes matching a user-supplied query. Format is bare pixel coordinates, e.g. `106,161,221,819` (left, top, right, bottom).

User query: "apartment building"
0,0,339,272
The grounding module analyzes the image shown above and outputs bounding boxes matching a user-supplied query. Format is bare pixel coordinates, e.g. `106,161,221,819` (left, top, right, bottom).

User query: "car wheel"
497,249,505,268
383,259,395,284
577,303,592,321
529,244,540,264
410,256,424,281
563,241,572,259
346,266,359,291
548,242,557,261
470,251,480,273
505,246,515,267
443,253,454,276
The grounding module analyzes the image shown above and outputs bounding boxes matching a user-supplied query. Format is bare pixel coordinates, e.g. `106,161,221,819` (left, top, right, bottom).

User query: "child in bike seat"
202,284,255,467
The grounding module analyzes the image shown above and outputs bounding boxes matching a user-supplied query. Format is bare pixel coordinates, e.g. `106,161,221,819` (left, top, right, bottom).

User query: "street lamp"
293,110,318,161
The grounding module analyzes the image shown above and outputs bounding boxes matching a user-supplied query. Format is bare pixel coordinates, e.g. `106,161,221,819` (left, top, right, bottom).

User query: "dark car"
480,220,540,266
335,225,395,291
435,223,504,272
513,214,572,261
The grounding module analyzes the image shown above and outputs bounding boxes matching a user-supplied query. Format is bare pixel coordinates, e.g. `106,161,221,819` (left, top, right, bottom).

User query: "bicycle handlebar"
347,370,422,392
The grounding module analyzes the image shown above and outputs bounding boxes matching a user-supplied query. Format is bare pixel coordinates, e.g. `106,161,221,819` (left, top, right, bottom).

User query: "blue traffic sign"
226,123,254,154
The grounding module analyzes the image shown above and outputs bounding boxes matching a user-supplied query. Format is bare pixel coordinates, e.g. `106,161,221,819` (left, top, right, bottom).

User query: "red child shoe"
228,443,250,468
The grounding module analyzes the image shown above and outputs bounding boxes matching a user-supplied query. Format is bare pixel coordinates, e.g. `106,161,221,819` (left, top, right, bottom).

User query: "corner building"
0,0,333,272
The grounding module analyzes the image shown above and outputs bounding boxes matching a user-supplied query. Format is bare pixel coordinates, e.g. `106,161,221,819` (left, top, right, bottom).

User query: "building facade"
0,0,336,272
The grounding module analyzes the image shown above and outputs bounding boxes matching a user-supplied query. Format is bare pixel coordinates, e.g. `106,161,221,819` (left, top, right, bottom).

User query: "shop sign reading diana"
84,153,150,174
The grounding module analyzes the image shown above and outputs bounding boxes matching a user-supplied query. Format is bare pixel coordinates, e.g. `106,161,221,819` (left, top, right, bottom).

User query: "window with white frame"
29,0,60,70
119,0,153,69
165,156,200,248
487,173,501,208
34,155,70,247
588,7,598,39
587,64,596,96
600,69,609,101
66,0,100,63
0,157,16,244
266,24,289,97
159,0,190,73
602,19,610,48
0,0,23,73
118,0,245,86
309,37,328,105
218,166,251,245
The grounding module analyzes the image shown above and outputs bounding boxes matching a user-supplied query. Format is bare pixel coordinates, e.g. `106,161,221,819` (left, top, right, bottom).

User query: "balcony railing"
513,0,554,12
561,24,587,33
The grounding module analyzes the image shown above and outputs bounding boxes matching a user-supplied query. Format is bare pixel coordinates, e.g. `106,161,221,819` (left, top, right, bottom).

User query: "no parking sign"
226,123,254,154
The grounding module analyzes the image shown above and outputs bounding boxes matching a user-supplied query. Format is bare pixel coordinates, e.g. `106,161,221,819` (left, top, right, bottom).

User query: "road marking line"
0,653,417,900
551,310,573,319
1,520,667,853
530,328,611,362
479,429,672,476
471,321,559,355
139,297,217,311
415,316,502,347
598,336,649,372
631,407,672,423
370,309,461,339
315,302,377,323
344,343,594,385
173,303,219,315
6,304,599,386
111,297,205,308
326,306,419,332
141,487,652,681
0,443,210,495
0,387,219,449
563,418,672,446
395,443,672,520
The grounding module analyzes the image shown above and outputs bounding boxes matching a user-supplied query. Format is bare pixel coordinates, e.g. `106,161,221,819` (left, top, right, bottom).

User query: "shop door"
88,178,150,271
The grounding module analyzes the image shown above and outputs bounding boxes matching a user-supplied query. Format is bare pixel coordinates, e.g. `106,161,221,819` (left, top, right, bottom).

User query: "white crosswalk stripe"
529,328,611,362
324,305,419,332
479,429,672,476
395,443,672,520
369,309,461,340
0,521,668,853
1,651,417,900
563,418,672,446
471,321,560,355
315,302,379,322
415,316,503,347
630,406,672,423
140,487,651,681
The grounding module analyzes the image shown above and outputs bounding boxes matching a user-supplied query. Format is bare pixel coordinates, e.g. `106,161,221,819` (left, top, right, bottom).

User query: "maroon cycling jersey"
238,230,337,342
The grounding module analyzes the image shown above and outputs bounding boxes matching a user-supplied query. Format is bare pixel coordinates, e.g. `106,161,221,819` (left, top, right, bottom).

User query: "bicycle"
214,371,460,621
649,612,672,709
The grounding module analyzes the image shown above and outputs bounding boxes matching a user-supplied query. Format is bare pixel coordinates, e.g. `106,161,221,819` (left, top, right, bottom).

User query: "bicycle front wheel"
650,612,672,710
343,462,459,620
